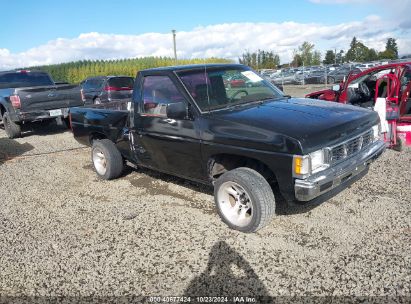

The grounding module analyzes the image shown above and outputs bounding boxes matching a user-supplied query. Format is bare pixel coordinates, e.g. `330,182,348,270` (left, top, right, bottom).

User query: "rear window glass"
107,77,134,89
0,72,54,88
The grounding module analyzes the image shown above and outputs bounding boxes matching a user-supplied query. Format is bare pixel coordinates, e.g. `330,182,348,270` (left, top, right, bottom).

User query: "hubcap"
92,148,107,176
217,181,253,227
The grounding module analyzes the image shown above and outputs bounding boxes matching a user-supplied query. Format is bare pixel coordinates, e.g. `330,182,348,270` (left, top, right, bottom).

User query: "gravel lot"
0,88,410,302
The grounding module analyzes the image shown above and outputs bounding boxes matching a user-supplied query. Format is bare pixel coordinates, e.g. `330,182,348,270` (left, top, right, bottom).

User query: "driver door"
132,74,204,180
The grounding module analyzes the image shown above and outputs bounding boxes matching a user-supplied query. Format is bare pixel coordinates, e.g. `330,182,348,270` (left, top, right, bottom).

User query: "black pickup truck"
0,70,83,138
70,64,385,232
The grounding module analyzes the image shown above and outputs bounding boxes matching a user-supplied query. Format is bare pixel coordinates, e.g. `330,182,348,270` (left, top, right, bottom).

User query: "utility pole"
334,48,337,64
172,30,177,62
302,61,305,86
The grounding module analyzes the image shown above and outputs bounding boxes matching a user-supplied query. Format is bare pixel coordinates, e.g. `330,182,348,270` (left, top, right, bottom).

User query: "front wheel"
214,167,276,233
91,139,124,180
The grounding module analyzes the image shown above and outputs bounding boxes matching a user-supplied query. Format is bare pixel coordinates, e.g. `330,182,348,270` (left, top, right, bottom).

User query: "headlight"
310,149,328,173
372,124,381,141
293,149,329,178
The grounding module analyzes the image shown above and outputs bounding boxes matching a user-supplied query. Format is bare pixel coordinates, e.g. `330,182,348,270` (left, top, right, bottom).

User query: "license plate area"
49,109,62,117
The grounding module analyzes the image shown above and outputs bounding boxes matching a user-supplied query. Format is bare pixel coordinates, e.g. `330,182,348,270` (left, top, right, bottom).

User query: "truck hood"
203,97,379,154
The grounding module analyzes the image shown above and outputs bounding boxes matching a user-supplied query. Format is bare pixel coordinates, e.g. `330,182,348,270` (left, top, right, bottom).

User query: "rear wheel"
91,139,124,180
3,112,22,139
214,167,275,233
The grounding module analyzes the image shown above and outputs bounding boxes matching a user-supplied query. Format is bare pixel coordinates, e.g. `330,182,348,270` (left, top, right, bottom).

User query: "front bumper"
294,140,386,201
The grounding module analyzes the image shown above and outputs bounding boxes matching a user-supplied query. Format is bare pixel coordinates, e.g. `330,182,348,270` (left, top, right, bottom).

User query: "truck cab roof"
141,63,246,73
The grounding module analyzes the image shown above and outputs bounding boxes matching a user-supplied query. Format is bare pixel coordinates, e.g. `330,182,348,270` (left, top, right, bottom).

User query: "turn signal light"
293,155,309,177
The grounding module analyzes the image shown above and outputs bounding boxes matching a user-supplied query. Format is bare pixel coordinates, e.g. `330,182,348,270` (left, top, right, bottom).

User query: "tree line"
238,50,280,70
29,57,232,83
323,37,399,64
239,36,401,69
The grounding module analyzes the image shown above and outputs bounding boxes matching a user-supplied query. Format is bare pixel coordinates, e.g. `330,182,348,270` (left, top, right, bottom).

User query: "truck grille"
330,129,374,164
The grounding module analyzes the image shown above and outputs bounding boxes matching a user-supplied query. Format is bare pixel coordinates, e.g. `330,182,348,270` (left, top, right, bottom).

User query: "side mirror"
166,102,187,120
332,84,341,92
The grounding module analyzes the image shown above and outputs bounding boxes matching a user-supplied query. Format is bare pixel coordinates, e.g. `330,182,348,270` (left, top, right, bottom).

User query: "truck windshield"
0,71,54,89
177,67,284,111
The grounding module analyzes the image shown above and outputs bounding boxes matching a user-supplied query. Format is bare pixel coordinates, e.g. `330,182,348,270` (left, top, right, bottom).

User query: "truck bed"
70,101,129,146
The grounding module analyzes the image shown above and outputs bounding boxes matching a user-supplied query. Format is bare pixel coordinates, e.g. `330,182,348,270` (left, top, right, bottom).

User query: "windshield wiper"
226,97,275,109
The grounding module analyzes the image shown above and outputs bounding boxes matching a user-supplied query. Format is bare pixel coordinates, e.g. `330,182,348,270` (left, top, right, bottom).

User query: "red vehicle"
223,76,246,88
306,62,411,150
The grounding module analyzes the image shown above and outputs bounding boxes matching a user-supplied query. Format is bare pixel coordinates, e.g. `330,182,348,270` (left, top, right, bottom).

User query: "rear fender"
0,98,16,119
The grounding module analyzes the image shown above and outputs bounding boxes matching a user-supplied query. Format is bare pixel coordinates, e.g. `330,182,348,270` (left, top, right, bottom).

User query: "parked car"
223,75,246,88
297,70,327,84
80,76,134,105
70,64,385,233
262,76,284,91
306,62,411,149
0,70,83,138
271,71,301,85
326,67,362,84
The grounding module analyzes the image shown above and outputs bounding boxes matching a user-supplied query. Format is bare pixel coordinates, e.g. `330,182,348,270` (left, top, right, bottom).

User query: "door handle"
163,118,177,124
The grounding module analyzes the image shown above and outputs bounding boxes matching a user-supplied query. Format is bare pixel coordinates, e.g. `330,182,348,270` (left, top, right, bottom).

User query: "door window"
94,78,105,89
401,68,411,92
142,76,186,116
82,79,91,90
84,78,102,90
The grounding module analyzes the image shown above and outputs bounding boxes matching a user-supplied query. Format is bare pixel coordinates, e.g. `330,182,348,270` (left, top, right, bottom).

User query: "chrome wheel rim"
92,148,107,176
217,181,253,227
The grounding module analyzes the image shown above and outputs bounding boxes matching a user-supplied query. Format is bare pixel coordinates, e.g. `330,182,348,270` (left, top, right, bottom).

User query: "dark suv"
80,76,134,105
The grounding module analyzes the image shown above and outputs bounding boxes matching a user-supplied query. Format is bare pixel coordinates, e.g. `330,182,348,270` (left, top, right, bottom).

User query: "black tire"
214,167,275,233
91,139,124,180
3,112,22,139
393,137,403,152
61,117,71,129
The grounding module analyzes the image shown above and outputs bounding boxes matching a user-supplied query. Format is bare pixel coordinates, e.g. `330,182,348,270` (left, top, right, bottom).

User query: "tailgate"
17,85,82,112
17,86,54,111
